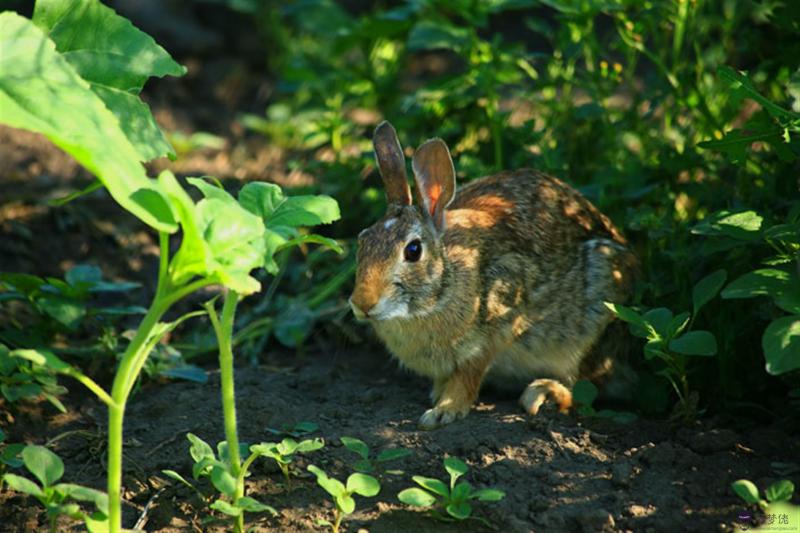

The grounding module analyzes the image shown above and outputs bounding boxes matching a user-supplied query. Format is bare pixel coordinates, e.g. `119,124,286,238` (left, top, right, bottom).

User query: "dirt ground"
1,45,799,533
2,345,798,532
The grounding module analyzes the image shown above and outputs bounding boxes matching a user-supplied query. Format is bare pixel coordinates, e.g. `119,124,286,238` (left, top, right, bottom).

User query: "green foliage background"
237,0,799,418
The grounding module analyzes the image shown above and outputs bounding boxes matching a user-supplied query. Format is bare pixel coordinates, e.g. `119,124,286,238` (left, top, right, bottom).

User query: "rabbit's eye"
404,239,422,262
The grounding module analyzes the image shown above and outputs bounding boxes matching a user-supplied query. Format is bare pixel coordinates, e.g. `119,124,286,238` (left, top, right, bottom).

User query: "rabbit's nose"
349,286,378,319
349,296,374,319
349,299,367,319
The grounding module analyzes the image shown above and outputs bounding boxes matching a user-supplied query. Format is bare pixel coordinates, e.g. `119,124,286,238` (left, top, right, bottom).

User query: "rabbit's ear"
412,138,456,232
373,121,412,206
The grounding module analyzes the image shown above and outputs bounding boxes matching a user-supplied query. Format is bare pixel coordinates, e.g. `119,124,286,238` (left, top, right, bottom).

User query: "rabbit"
349,121,639,429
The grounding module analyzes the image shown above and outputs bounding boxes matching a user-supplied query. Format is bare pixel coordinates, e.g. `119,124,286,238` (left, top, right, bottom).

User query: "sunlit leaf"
762,315,800,375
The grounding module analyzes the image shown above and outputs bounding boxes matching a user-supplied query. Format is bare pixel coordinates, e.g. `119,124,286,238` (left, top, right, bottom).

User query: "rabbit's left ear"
412,138,456,232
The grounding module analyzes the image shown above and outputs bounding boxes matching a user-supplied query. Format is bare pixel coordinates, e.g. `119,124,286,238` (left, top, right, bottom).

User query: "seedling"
307,464,380,533
398,456,504,525
340,436,412,473
2,445,108,533
162,433,277,527
732,478,795,510
250,437,325,487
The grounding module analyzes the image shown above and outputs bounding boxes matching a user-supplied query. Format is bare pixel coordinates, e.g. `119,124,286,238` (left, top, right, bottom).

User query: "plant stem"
333,507,342,533
207,290,244,532
107,297,170,532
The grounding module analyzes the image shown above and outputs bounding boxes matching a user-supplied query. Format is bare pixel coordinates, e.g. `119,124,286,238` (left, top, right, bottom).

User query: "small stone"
688,429,738,454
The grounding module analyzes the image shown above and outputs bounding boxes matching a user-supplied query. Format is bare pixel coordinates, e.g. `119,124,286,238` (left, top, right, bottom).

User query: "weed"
398,456,504,526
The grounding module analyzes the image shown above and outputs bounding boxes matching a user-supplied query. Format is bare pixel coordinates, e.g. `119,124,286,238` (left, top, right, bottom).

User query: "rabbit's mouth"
349,295,409,322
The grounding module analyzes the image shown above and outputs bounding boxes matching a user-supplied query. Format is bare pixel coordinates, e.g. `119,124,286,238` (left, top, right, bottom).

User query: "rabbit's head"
349,121,456,321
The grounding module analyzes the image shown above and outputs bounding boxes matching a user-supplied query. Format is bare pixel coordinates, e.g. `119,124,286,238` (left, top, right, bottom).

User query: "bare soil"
2,346,798,532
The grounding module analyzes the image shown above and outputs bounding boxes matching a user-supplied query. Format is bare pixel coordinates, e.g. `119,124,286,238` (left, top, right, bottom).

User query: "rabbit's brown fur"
350,122,638,429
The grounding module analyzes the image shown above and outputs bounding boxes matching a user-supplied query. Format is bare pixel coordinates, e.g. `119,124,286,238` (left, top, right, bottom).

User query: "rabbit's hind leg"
519,378,572,415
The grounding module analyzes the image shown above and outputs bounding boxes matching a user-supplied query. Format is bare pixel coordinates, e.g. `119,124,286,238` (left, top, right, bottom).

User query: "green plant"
0,265,143,338
162,433,277,526
307,464,380,533
0,344,67,412
250,437,325,487
711,217,800,377
606,268,727,420
398,456,505,525
2,445,108,533
340,436,411,473
1,3,342,532
733,479,795,510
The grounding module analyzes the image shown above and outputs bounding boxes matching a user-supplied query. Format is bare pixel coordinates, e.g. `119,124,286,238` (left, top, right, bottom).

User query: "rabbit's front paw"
519,378,572,415
418,403,469,430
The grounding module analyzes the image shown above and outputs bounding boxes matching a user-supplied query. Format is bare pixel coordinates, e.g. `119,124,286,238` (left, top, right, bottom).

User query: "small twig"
146,428,192,458
133,487,164,531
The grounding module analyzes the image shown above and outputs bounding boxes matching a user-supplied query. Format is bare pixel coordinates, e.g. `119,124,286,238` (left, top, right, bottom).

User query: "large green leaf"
33,0,185,90
32,0,185,162
762,315,800,375
0,12,176,233
91,85,174,162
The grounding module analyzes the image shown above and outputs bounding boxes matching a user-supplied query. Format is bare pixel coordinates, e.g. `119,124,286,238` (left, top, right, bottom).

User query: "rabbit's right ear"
373,121,412,206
